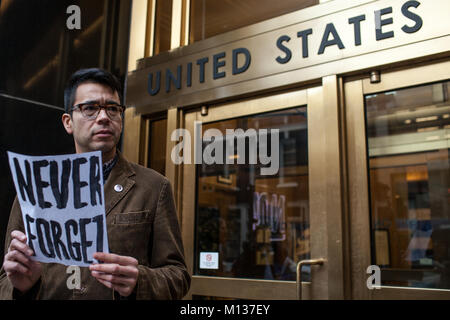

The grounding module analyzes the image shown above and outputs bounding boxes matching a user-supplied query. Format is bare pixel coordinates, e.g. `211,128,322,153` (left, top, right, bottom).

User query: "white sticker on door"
199,252,219,269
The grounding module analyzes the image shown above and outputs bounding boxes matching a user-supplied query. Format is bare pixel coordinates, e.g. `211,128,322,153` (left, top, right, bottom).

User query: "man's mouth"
94,130,113,137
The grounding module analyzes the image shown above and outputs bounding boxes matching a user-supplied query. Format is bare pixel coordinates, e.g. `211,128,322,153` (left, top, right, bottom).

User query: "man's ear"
62,113,73,135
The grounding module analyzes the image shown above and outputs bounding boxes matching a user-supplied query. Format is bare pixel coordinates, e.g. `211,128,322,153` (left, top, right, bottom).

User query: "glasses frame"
71,102,126,120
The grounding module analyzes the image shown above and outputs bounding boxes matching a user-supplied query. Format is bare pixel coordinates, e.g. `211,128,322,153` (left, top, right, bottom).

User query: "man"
0,68,190,299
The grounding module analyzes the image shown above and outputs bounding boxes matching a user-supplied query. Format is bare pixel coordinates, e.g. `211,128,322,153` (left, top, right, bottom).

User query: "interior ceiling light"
415,116,438,123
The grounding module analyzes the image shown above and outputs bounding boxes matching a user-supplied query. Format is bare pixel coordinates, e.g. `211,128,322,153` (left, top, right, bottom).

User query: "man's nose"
96,108,110,121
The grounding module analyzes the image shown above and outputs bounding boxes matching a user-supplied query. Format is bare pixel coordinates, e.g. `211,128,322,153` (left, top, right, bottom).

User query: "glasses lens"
76,104,124,119
106,105,123,119
81,104,100,117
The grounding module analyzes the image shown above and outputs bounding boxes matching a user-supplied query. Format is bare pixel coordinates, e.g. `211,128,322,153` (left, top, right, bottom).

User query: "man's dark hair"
64,68,123,113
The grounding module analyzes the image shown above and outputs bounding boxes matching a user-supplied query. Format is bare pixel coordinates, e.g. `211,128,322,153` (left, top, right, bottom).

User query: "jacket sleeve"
0,198,41,300
135,179,190,300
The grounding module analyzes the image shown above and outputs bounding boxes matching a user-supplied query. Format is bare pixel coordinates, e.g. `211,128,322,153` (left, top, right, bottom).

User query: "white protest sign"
7,151,109,267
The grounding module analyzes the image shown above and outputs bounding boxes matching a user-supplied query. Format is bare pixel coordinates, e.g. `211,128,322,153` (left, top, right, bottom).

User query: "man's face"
62,82,123,161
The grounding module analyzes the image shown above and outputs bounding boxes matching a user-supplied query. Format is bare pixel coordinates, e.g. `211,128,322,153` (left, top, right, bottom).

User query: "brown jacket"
0,152,190,299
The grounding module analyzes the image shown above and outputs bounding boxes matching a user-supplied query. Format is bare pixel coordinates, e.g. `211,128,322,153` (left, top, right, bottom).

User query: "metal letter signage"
127,0,449,113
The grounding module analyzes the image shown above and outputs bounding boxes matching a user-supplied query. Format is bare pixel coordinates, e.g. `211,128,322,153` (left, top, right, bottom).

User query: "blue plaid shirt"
103,153,119,184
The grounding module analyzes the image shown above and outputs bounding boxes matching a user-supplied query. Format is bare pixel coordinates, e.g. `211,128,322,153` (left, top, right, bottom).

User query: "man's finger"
91,270,134,286
89,263,138,278
9,239,34,256
11,230,27,243
95,277,113,289
93,252,138,266
92,269,135,297
5,250,33,268
3,260,31,277
94,277,128,293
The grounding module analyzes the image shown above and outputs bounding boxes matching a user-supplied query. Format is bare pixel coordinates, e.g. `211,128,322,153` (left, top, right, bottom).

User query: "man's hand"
89,252,139,297
3,231,42,293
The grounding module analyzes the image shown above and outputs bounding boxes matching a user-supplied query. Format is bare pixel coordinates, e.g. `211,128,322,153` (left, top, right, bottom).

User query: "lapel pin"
114,184,123,192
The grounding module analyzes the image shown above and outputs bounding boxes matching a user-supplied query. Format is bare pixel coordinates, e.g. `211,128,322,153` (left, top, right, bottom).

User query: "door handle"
296,258,325,300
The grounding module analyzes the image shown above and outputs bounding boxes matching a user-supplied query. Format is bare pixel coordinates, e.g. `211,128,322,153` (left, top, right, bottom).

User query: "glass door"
180,84,347,300
346,60,450,299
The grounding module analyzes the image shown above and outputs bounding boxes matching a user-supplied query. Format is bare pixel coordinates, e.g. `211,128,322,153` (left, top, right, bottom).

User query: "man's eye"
83,105,98,112
107,106,120,113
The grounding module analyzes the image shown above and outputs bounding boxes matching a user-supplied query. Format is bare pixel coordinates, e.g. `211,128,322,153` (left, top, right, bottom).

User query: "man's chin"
89,143,116,156
76,141,117,158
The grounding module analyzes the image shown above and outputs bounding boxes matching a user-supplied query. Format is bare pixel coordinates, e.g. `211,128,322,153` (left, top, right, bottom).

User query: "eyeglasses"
71,103,126,120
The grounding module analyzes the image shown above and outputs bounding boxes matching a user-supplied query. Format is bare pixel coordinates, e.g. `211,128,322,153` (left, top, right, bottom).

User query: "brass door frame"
345,59,450,300
181,79,348,300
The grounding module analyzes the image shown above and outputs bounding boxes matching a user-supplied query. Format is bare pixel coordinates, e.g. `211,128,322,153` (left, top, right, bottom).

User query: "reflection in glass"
195,107,310,281
0,0,127,107
0,0,131,265
154,0,172,54
366,81,450,289
189,0,318,43
148,118,168,175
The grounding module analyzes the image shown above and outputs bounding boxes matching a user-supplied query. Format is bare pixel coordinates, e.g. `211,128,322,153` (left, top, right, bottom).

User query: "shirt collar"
103,152,119,184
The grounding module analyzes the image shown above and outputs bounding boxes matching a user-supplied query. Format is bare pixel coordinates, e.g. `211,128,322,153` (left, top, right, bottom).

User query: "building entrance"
181,83,347,300
345,60,450,299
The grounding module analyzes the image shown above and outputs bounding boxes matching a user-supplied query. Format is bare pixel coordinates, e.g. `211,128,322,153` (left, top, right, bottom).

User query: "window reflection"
366,81,450,289
148,118,168,175
0,0,115,106
189,0,319,43
0,0,131,265
195,107,310,281
154,0,172,54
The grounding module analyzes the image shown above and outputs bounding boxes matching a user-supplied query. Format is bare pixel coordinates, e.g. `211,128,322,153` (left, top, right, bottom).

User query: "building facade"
123,0,450,300
0,0,132,264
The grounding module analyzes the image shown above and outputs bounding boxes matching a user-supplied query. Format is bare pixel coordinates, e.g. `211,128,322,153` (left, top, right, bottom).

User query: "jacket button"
114,184,123,192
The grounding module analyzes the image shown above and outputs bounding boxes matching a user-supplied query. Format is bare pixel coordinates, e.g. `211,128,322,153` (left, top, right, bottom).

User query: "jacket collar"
104,150,136,216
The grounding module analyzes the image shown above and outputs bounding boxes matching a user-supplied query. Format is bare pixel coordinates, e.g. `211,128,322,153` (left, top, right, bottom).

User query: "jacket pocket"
113,210,154,225
108,210,155,265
